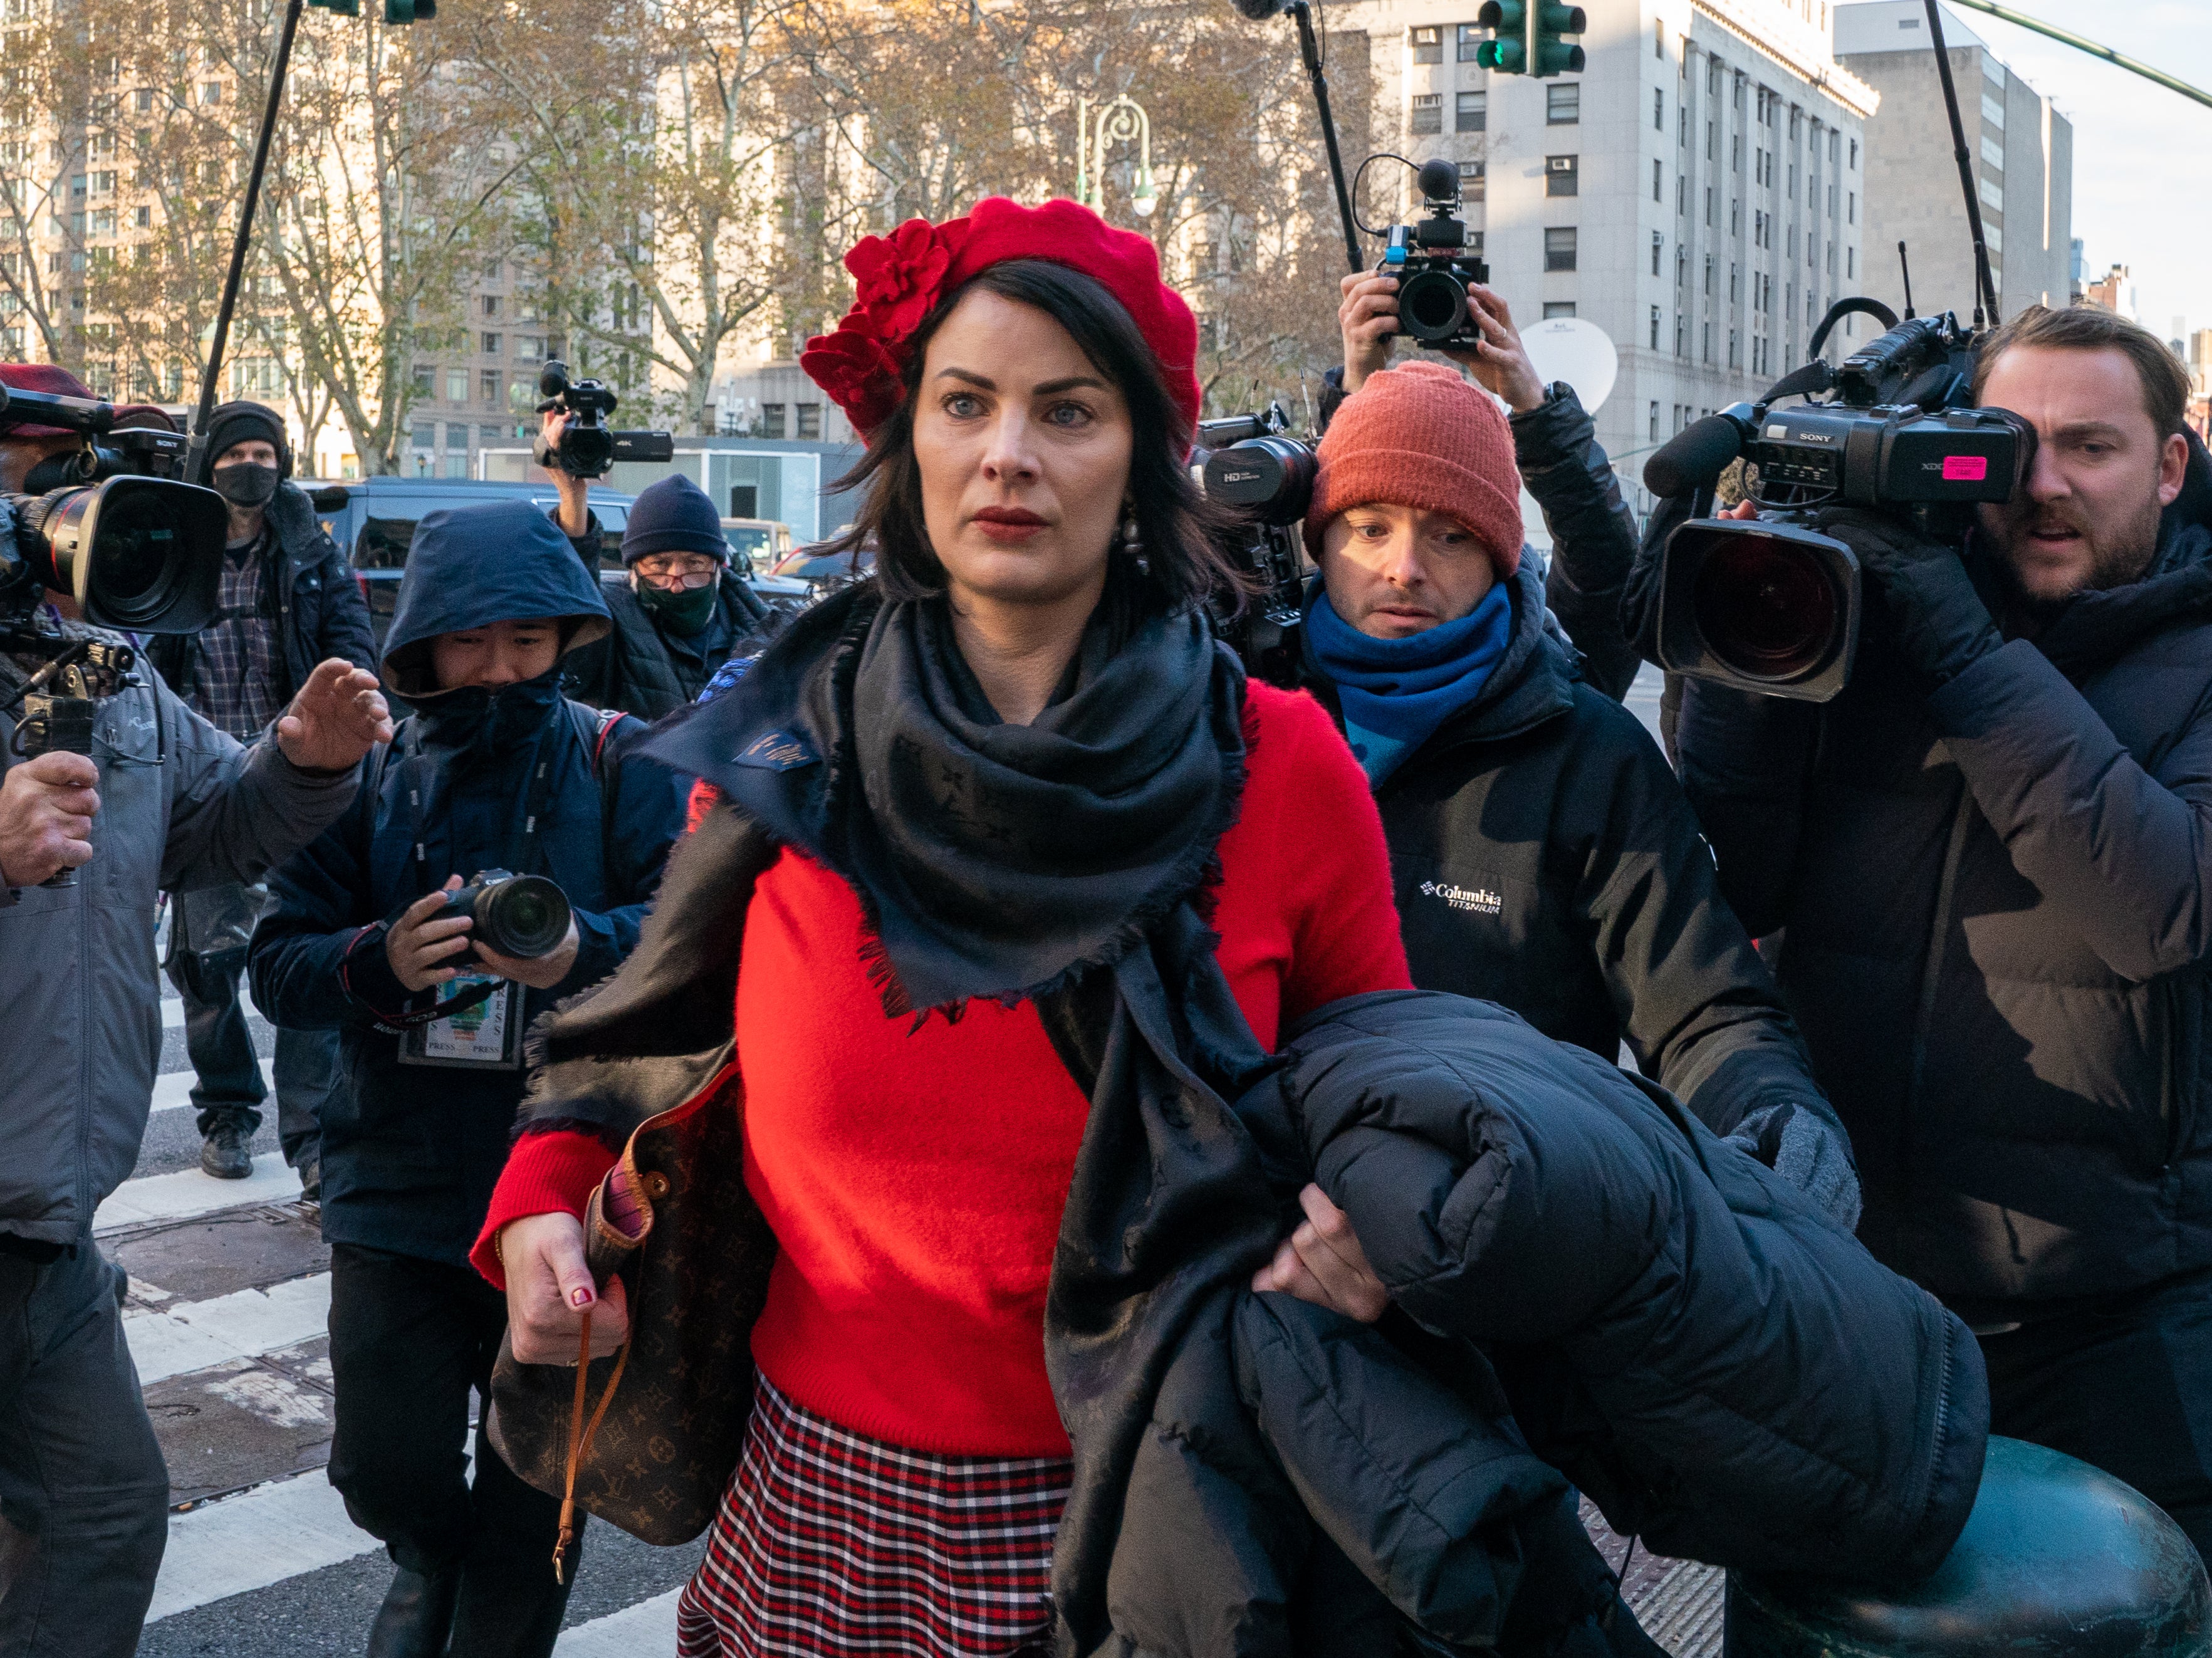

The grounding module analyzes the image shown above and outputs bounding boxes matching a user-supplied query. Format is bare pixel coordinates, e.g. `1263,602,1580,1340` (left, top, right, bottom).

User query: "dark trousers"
165,884,335,1162
0,1237,169,1658
327,1244,575,1658
1980,1269,2212,1563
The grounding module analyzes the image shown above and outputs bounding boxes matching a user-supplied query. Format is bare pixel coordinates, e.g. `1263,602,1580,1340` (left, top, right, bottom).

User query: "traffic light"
1474,0,1526,73
306,0,360,13
1531,1,1586,76
383,0,435,19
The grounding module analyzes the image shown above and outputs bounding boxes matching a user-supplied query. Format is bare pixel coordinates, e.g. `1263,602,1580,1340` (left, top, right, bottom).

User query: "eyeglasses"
633,555,721,590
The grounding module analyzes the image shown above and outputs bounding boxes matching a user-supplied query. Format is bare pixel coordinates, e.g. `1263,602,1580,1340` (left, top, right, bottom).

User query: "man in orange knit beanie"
1294,277,1861,1229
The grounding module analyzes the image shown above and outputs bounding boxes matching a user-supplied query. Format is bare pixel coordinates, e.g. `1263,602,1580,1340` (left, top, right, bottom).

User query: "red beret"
0,362,95,437
801,197,1201,445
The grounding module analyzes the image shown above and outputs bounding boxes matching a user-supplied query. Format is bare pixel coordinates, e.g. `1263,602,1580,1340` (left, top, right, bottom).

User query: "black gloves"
1815,508,2001,687
1726,1102,1864,1232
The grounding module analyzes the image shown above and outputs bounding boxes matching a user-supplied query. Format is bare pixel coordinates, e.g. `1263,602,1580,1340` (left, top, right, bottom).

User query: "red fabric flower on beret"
800,197,1201,446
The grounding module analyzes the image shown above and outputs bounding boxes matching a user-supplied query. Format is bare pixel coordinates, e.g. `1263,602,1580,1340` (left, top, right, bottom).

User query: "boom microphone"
1645,413,1747,499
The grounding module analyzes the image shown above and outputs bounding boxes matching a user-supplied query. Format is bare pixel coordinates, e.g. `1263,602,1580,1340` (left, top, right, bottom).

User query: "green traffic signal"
306,0,360,13
1474,0,1527,73
1531,1,1587,77
383,0,436,19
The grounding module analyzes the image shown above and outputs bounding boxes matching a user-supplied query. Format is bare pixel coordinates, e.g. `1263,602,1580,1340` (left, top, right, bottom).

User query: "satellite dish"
1521,317,1618,414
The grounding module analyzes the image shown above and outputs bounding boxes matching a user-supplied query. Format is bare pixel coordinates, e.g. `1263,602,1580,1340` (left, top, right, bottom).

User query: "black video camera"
532,360,676,480
442,868,572,961
0,383,227,636
1196,403,1316,688
1381,158,1491,355
1645,310,2032,701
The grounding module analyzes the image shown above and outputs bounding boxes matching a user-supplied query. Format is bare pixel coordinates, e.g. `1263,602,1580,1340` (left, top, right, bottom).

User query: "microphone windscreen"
1644,414,1745,498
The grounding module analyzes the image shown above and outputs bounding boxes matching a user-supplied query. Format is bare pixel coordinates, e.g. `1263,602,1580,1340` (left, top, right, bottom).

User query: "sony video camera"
1196,403,1316,689
441,868,572,962
1382,157,1491,356
0,382,228,638
1644,310,2033,701
533,360,676,480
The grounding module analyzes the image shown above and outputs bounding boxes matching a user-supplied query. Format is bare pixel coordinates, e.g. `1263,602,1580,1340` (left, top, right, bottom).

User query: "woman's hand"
386,876,472,994
1252,1183,1389,1323
502,1210,630,1365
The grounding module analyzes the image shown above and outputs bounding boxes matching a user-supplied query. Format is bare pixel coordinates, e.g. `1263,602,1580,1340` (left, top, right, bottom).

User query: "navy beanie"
205,400,291,477
620,472,727,564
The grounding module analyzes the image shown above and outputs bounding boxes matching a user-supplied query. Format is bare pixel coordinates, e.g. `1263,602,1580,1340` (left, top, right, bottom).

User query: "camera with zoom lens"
532,360,676,480
0,382,228,637
1381,158,1491,356
1196,404,1317,689
442,868,572,962
1646,310,2033,702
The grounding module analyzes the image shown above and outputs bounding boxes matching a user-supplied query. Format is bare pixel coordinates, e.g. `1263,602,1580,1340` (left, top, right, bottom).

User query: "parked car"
767,544,875,600
721,516,795,573
302,476,639,646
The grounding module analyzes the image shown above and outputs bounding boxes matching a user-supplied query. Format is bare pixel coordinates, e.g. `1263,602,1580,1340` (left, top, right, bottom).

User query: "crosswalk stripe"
150,1057,276,1116
96,1157,303,1233
147,1471,378,1623
125,1272,331,1387
555,1587,682,1655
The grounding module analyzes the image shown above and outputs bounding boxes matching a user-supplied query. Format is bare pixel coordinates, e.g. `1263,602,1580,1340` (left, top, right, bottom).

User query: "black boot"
367,1564,462,1658
199,1121,253,1179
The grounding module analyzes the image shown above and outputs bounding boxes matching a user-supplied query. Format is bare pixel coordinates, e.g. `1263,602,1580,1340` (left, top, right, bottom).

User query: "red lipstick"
971,506,1049,544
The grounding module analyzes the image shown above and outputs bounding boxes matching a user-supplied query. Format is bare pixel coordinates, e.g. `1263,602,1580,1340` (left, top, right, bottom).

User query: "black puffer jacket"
148,479,377,696
1639,441,2212,1320
562,569,776,721
1268,991,1988,1578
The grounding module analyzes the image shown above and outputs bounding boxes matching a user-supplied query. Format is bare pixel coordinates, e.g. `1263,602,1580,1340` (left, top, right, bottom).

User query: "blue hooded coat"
249,501,686,1267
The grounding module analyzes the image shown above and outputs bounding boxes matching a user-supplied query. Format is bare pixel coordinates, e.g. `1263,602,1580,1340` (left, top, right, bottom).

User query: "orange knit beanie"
1303,359,1524,578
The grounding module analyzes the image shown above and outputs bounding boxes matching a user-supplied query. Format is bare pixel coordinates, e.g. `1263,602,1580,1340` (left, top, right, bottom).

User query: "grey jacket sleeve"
1513,385,1643,702
159,677,358,894
1580,710,1840,1142
1929,638,2212,983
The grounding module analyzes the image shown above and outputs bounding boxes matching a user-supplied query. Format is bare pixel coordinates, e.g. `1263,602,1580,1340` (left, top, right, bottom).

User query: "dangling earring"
1120,506,1150,576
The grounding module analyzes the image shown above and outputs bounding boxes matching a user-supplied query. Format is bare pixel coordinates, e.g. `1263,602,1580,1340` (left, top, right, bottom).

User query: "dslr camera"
1381,158,1491,355
1646,310,2032,701
1196,403,1317,689
533,360,676,480
442,868,573,962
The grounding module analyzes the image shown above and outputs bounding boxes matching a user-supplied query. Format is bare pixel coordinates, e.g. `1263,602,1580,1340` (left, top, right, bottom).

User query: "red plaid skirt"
675,1377,1073,1656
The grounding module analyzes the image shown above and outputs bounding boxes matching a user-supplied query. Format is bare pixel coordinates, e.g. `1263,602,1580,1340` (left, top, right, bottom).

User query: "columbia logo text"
1420,880,1502,916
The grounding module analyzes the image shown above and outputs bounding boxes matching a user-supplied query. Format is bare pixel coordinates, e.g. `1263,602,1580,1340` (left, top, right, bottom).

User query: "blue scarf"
1307,583,1513,786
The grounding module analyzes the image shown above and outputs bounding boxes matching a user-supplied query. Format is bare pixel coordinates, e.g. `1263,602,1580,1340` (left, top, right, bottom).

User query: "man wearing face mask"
543,427,776,720
146,399,375,1188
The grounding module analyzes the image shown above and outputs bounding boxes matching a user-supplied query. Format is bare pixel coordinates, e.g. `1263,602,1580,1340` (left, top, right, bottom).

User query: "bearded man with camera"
1656,303,2212,1558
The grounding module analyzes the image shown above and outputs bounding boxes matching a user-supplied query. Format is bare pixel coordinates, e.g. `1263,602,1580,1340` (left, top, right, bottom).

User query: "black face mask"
213,462,280,509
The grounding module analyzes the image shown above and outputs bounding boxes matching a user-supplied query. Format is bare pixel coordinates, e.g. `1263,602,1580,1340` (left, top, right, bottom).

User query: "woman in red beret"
471,198,1412,1654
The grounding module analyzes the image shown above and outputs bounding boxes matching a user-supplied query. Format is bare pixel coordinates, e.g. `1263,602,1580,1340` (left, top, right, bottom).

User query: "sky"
1922,0,2212,341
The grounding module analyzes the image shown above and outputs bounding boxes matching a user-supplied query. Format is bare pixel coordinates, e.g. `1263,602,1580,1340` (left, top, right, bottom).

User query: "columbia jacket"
0,630,358,1243
1646,437,2212,1320
250,503,684,1268
1303,386,1831,1140
148,479,377,703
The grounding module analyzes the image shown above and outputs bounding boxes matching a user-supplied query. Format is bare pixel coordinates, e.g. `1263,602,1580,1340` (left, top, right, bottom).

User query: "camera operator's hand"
1815,508,2001,687
0,751,98,887
474,912,580,991
1449,285,1548,414
1340,271,1402,394
1726,1102,1862,1231
274,659,393,773
1252,1182,1389,1323
538,409,592,538
387,875,472,994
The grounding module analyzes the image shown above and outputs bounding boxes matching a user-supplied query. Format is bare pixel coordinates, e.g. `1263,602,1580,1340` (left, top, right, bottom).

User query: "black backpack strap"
563,697,626,840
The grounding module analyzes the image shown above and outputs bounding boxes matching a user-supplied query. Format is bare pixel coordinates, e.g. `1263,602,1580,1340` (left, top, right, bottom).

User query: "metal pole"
1945,0,2212,113
1922,0,2001,327
1287,0,1363,274
185,0,306,485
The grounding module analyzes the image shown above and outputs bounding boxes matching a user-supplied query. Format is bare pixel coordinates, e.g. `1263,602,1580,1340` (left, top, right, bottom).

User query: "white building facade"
1332,0,1874,511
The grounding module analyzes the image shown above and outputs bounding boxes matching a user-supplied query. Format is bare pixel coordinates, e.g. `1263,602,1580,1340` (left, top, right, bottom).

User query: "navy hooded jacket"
250,501,686,1268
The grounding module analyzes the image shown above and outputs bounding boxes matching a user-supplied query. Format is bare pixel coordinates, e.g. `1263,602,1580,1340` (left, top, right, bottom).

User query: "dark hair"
825,259,1241,617
1971,303,2191,441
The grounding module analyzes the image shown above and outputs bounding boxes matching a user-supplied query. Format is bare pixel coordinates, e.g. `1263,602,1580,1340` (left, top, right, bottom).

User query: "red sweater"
474,682,1409,1456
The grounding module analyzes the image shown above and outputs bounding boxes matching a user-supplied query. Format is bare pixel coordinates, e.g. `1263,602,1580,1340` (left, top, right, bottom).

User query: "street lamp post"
1075,95,1157,219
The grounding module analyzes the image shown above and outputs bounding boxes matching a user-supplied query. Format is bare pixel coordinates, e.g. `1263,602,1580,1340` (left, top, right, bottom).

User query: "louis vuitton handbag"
486,1070,777,1572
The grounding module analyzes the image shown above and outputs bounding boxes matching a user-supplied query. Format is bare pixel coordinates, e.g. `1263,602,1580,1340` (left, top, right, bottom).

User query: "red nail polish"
570,1286,593,1308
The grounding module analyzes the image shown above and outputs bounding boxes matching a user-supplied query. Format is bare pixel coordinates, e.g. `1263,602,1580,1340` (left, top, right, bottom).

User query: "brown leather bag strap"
551,1306,635,1584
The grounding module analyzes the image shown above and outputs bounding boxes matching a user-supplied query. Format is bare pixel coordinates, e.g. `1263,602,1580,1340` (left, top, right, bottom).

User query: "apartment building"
1329,0,1873,512
1835,1,2072,322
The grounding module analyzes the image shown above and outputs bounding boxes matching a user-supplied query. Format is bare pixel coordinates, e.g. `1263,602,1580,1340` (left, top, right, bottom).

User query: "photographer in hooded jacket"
0,371,392,1658
1654,303,2212,1559
145,398,375,1192
1263,280,1859,1239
